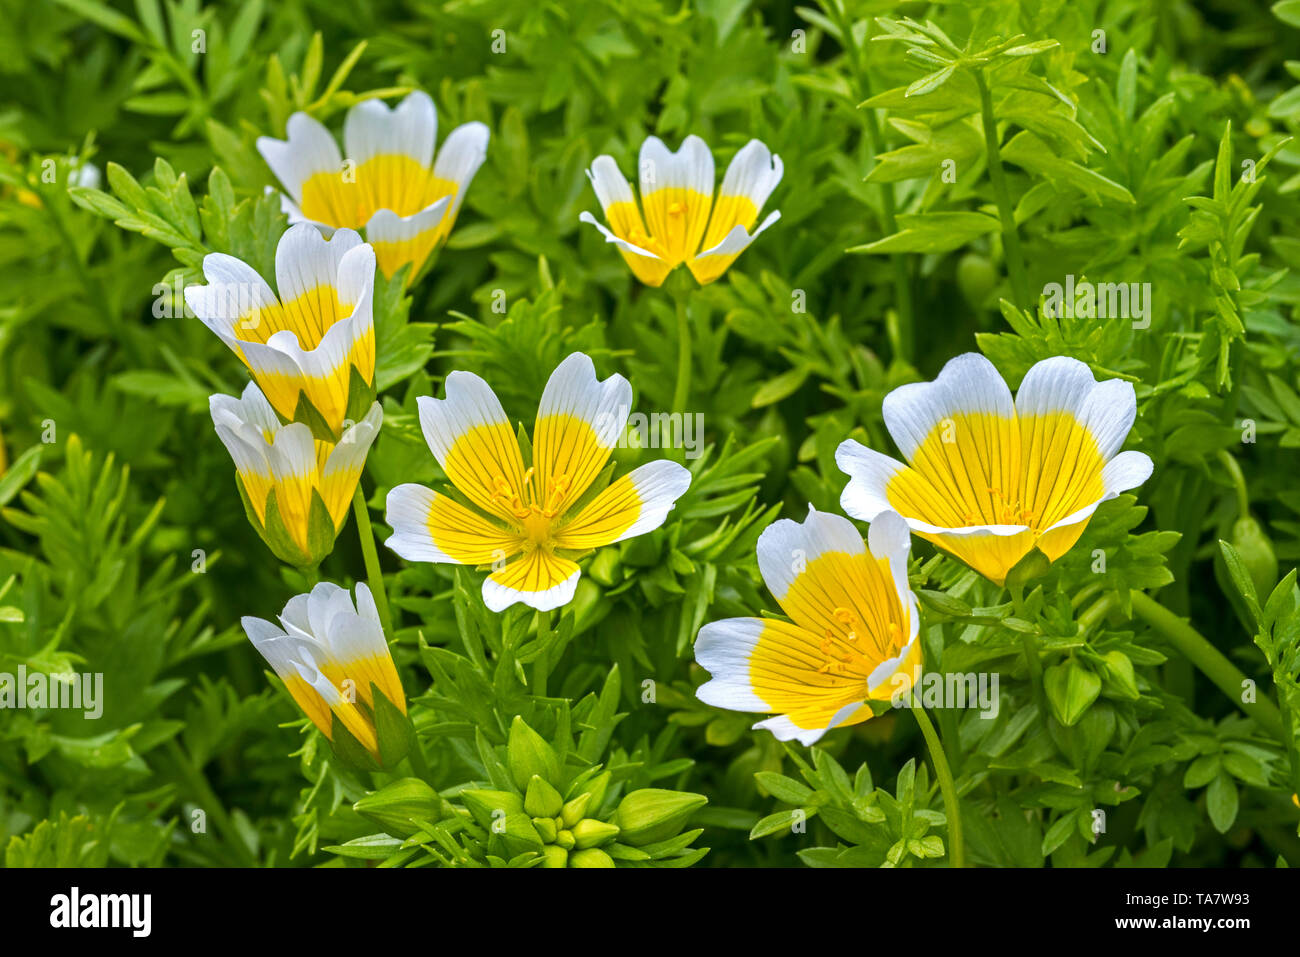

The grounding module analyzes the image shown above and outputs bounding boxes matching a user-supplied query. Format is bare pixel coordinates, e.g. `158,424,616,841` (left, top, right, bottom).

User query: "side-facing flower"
579,135,782,287
211,381,382,568
257,91,489,282
186,224,376,441
695,508,919,745
836,353,1154,587
385,353,692,612
242,582,405,760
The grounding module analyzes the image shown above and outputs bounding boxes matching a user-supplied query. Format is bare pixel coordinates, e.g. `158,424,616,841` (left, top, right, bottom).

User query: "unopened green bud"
525,775,564,818
533,816,558,844
1100,650,1140,700
572,818,620,849
615,789,708,847
555,828,576,850
588,548,622,586
499,812,544,856
507,716,560,790
460,789,524,831
569,847,615,868
560,791,591,828
541,845,569,869
353,777,440,838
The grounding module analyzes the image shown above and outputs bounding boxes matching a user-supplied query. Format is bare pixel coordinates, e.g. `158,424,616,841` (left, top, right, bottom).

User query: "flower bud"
353,777,439,838
508,716,560,790
614,789,708,847
541,845,569,869
569,847,615,868
525,775,564,818
572,818,620,849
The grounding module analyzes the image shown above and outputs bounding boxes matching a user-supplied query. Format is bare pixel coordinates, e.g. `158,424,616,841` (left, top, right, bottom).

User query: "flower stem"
828,0,914,360
1009,583,1045,705
671,287,692,415
975,70,1031,311
910,695,965,867
165,739,256,866
533,609,554,697
1129,591,1285,739
352,483,394,638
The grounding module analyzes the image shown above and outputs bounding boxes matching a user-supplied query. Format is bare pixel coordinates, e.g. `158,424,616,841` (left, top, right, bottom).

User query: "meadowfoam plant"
3,0,1300,878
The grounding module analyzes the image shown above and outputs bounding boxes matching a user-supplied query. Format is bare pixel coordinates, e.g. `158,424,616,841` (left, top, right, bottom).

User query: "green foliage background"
2,0,1300,867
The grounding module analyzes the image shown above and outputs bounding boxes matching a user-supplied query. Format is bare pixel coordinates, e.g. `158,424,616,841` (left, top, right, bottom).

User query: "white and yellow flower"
579,135,782,287
836,353,1154,587
257,91,489,282
242,582,405,760
385,353,692,612
185,223,376,441
695,508,919,745
211,381,382,567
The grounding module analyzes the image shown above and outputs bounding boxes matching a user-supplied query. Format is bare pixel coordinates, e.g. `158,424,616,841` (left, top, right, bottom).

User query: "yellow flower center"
487,469,574,545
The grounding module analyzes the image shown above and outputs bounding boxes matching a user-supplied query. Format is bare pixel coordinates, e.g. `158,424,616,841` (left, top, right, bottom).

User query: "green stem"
1215,449,1251,519
671,288,692,415
911,695,965,867
533,609,554,697
405,727,435,786
165,739,256,866
1130,591,1285,739
828,0,913,359
975,70,1031,310
1009,583,1044,704
352,484,394,638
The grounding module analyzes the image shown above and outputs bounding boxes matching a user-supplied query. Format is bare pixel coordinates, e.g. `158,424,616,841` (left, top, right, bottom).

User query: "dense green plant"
2,0,1300,868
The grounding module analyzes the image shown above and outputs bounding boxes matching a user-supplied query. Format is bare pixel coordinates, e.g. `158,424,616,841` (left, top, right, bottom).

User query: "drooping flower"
185,224,376,441
836,353,1154,587
579,135,782,287
242,582,405,759
211,381,382,568
385,353,692,612
257,91,489,282
695,508,919,745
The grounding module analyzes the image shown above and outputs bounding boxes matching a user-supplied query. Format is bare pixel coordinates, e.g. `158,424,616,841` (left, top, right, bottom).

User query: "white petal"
756,505,865,602
344,91,436,169
883,352,1014,460
835,438,904,523
257,112,343,205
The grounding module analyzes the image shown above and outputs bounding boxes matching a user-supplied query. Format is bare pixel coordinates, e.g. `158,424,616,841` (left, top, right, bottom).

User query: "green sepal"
234,473,328,569
342,363,378,433
1004,547,1051,591
304,487,341,565
291,389,340,443
372,682,413,769
328,709,381,773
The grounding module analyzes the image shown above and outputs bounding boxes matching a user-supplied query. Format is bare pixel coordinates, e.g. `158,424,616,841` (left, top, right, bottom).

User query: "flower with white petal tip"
242,582,405,760
185,223,376,441
385,353,692,612
695,508,920,745
836,353,1155,587
211,381,382,568
257,91,489,282
579,135,782,287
